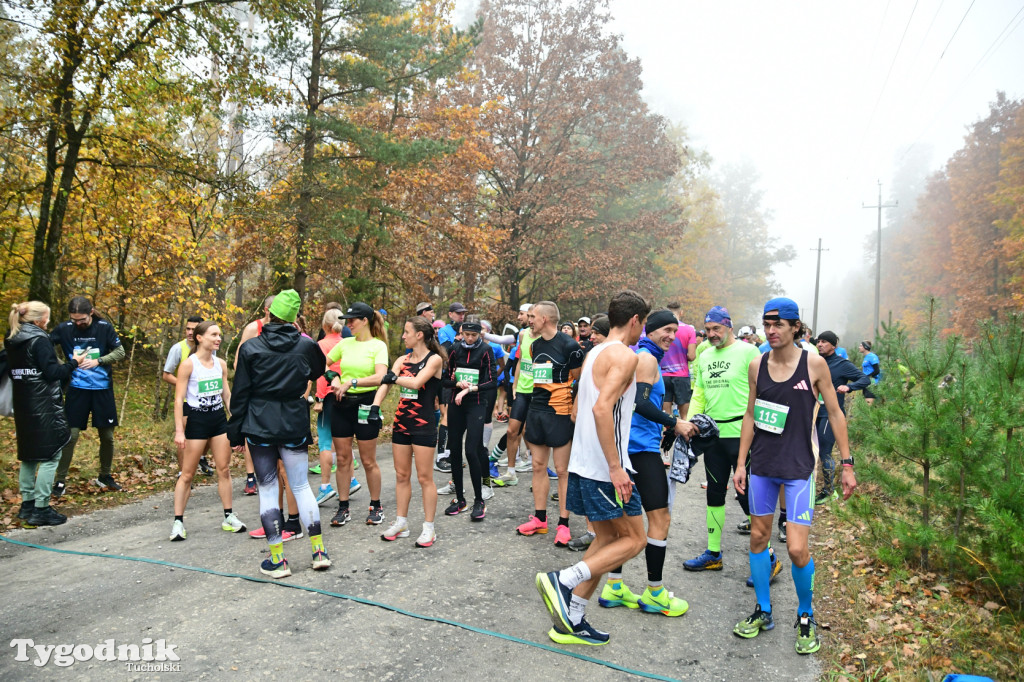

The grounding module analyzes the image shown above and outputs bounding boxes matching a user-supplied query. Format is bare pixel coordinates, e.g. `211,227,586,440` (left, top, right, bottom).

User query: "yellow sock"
310,534,324,553
269,542,284,564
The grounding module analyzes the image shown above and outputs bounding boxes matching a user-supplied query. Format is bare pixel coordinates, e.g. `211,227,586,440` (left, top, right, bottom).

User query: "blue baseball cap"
763,297,800,320
704,306,732,328
379,308,387,317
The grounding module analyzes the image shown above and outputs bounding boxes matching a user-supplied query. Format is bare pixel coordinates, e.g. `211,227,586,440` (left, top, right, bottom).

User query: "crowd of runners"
6,287,876,654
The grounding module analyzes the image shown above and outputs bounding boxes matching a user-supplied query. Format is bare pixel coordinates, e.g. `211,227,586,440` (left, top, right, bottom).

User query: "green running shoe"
794,612,821,654
638,586,689,617
733,605,775,638
598,580,640,609
546,619,609,646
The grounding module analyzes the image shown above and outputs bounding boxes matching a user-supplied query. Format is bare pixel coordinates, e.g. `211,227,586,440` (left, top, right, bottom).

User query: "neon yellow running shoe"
794,612,821,654
638,586,689,617
598,580,639,609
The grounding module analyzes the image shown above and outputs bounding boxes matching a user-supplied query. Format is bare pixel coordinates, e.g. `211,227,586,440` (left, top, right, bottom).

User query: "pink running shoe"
248,526,296,542
554,524,571,547
516,515,548,536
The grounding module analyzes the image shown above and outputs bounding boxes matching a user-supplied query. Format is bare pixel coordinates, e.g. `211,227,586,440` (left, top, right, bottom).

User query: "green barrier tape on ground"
0,534,679,682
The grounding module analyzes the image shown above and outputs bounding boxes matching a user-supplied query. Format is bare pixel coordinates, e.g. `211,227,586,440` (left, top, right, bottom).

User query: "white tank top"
186,355,225,410
569,341,637,482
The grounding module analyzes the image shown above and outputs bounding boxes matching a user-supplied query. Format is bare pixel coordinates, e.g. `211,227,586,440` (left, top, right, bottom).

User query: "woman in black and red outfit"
442,315,497,521
374,316,445,546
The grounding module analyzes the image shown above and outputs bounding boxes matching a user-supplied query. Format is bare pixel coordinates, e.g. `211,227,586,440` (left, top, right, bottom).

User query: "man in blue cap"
731,297,857,654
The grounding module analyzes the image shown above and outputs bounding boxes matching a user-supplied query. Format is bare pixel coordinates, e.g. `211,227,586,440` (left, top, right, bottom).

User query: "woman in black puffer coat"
5,301,87,526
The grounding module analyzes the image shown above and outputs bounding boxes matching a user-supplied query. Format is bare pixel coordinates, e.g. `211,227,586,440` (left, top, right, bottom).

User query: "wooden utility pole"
810,238,829,332
863,181,897,338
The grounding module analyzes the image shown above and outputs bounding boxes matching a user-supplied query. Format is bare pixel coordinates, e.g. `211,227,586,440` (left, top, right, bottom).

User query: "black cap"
818,331,839,346
449,302,468,313
340,302,375,320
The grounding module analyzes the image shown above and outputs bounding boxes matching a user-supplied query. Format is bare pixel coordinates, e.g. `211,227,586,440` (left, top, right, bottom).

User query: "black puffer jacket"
5,323,77,461
227,323,326,447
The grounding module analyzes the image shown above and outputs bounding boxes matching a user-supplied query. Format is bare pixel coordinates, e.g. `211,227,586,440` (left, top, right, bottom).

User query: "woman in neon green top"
324,302,389,527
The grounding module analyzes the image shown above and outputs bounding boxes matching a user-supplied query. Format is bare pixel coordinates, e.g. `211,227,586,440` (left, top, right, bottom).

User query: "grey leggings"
249,442,321,544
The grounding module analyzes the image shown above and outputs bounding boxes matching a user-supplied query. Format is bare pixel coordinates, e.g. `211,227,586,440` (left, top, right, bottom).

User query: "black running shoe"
198,456,215,476
366,506,385,525
51,481,66,501
331,506,351,527
95,475,122,492
445,499,468,516
470,500,486,521
435,457,452,473
18,501,35,520
28,506,67,526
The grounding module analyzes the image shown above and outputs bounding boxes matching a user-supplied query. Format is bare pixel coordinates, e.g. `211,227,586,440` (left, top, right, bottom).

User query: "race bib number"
358,404,371,425
198,377,222,397
400,386,418,399
754,399,789,434
455,368,479,386
520,360,533,379
533,363,553,385
75,346,101,360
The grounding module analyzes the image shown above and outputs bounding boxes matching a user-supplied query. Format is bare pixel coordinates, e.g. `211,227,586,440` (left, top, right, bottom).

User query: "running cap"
818,330,839,346
737,325,755,337
268,289,301,323
449,302,468,313
704,306,732,328
340,301,375,320
645,309,677,334
519,303,532,313
415,302,433,314
379,308,387,317
763,297,800,320
577,316,591,325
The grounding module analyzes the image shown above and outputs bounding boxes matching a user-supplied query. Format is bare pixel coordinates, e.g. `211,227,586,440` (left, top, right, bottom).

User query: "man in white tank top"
534,291,650,646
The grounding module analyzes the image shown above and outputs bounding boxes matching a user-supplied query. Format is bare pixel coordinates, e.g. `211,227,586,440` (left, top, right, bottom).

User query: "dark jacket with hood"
443,339,497,407
227,323,326,447
5,322,78,461
822,351,871,415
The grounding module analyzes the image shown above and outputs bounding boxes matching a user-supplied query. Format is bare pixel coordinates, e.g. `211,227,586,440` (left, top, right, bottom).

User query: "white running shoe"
170,519,186,541
481,485,494,501
494,471,518,487
380,519,410,541
415,527,436,548
438,480,456,495
515,457,533,473
221,512,247,533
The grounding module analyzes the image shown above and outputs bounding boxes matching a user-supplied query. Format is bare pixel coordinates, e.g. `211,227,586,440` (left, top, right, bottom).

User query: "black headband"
645,310,677,335
461,322,482,333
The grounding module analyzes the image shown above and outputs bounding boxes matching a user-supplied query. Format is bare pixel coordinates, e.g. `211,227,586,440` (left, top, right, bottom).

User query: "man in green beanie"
269,289,302,323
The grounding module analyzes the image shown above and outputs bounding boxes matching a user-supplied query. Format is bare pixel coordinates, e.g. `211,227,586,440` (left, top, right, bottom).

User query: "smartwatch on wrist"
840,457,855,467
350,378,358,388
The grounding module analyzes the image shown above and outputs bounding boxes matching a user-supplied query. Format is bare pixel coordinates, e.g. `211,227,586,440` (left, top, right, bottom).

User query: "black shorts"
663,376,692,405
525,409,574,448
184,406,227,440
864,386,876,399
440,387,453,405
328,392,381,441
65,387,118,430
392,431,437,448
630,451,669,511
510,391,532,423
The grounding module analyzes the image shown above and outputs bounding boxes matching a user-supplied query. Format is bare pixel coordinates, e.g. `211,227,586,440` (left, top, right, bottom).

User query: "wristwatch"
350,378,358,388
840,457,855,467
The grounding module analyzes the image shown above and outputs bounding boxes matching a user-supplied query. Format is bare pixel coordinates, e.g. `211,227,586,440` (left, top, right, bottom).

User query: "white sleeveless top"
186,356,225,410
569,341,637,482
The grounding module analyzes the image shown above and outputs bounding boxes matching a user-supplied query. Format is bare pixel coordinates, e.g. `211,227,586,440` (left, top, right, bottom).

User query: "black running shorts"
184,406,228,440
524,409,573,448
510,391,533,423
329,392,381,441
65,386,119,430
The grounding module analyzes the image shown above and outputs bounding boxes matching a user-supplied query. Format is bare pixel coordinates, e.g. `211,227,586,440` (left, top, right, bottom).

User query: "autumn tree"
466,0,681,313
258,0,480,304
1,0,256,305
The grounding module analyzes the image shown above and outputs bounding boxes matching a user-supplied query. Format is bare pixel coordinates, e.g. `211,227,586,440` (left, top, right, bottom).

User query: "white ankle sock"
568,594,588,626
558,561,592,590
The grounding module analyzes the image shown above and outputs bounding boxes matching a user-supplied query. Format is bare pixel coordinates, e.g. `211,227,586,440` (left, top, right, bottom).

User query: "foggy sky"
454,0,1024,332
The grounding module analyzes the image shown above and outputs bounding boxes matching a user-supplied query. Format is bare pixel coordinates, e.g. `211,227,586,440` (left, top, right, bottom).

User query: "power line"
939,0,976,59
898,1,1024,164
864,0,922,137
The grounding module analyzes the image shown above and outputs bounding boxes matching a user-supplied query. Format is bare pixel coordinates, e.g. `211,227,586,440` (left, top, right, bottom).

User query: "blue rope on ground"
0,534,679,682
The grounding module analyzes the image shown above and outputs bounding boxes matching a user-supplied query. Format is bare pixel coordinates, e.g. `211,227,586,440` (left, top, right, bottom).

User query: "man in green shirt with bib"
683,306,770,576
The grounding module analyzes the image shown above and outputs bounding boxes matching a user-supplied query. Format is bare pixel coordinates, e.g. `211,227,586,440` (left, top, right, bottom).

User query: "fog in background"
454,0,1024,339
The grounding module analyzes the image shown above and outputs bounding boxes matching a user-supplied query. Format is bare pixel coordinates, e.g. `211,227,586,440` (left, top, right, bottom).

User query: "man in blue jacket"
814,331,869,504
